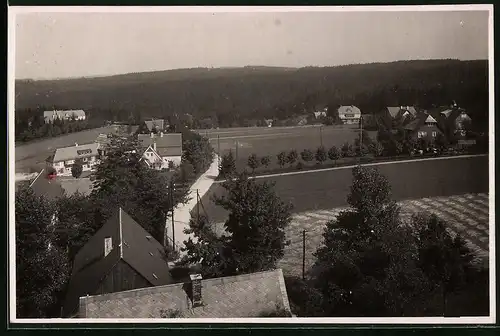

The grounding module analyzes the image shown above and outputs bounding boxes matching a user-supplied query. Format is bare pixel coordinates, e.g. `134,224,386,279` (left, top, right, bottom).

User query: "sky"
13,8,490,80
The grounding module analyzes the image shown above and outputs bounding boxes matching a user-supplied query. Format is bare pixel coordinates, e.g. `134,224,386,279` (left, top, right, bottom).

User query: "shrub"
300,149,314,163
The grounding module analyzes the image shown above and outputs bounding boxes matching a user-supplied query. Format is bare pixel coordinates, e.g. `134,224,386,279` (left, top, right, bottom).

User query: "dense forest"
15,60,489,131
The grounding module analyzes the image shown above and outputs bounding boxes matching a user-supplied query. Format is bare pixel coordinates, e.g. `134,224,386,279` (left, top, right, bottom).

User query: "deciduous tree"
328,145,340,165
277,151,287,168
315,146,327,164
182,172,293,277
287,150,298,167
247,153,260,173
71,158,83,178
219,150,237,178
301,149,314,163
260,155,271,168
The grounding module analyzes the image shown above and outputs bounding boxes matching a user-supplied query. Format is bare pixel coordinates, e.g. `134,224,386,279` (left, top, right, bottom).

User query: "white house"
337,106,362,125
137,132,183,170
44,110,86,123
47,142,101,176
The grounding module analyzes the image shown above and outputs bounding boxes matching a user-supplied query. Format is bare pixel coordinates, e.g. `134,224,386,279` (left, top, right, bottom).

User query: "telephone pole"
196,189,200,224
217,134,221,166
302,229,306,280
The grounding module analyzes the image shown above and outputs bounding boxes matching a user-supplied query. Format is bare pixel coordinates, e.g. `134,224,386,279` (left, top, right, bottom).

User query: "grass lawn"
197,155,489,224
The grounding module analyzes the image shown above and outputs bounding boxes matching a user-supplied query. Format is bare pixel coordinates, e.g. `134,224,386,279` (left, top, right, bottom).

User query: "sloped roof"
79,269,292,318
52,143,100,163
63,208,173,317
386,107,401,118
425,114,438,123
144,119,165,132
137,133,183,157
29,169,65,201
403,117,426,132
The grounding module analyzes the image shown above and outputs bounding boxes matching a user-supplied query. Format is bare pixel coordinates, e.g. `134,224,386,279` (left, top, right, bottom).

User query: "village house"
78,269,292,318
404,112,443,143
137,132,183,170
440,107,472,137
264,119,274,127
43,110,86,124
313,106,328,119
63,208,175,317
46,142,101,177
337,105,362,125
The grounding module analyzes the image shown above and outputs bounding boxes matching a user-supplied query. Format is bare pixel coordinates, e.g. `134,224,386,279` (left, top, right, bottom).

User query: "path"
164,154,220,255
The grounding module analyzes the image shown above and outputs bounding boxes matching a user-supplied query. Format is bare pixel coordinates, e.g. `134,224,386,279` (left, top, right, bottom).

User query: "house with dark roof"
137,132,183,170
441,107,472,137
62,208,174,317
43,110,86,124
380,106,418,129
47,142,101,177
78,269,292,318
403,112,443,143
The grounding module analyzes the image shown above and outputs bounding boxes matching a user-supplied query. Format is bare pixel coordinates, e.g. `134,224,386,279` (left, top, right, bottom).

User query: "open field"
14,126,119,173
198,125,375,171
196,155,489,223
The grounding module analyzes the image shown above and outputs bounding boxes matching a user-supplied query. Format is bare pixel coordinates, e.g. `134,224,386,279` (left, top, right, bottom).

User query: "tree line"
16,60,489,131
218,128,487,177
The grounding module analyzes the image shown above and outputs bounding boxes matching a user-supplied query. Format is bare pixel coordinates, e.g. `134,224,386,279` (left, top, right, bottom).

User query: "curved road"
198,155,489,223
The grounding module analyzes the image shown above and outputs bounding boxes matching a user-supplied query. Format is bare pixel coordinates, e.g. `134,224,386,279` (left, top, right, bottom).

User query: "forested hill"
15,60,489,128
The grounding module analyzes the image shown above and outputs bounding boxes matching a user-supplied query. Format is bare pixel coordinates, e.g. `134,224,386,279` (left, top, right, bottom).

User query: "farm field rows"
196,155,489,224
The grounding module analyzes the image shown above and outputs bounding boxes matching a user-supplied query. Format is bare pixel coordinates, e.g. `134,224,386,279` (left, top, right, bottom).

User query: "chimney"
150,132,154,138
189,274,203,307
160,132,164,137
104,237,112,257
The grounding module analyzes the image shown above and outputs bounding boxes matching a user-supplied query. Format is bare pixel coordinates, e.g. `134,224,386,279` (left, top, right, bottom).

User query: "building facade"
337,105,362,125
44,110,86,124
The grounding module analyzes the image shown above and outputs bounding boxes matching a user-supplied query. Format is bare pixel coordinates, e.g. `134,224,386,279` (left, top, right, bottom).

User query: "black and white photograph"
9,5,494,323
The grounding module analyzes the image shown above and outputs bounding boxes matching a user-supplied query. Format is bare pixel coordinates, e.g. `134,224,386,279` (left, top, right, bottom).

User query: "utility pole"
302,229,306,280
170,180,176,252
320,126,323,147
359,115,363,164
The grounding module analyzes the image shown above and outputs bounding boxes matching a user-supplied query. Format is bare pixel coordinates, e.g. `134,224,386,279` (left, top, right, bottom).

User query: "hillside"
15,60,489,128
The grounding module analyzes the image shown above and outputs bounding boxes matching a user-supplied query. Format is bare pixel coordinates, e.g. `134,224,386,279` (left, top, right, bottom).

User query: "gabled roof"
137,133,183,157
63,208,173,317
79,269,292,318
386,107,401,118
52,143,100,163
144,119,165,132
29,169,65,202
404,116,426,132
59,178,94,196
425,114,437,123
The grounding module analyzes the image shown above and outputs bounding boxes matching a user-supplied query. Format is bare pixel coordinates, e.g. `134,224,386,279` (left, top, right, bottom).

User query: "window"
104,237,113,257
432,131,437,137
417,132,422,139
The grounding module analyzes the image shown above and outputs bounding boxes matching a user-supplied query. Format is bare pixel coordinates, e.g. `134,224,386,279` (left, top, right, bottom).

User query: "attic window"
149,252,154,256
152,273,158,279
104,237,112,257
146,236,152,240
